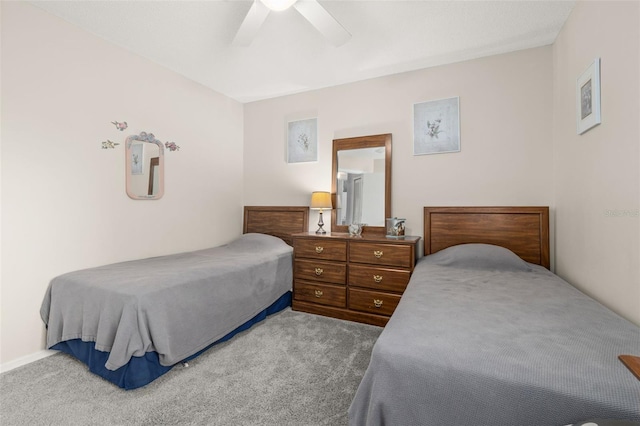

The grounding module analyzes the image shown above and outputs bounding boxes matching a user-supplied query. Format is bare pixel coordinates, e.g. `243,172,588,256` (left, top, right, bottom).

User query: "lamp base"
315,211,327,235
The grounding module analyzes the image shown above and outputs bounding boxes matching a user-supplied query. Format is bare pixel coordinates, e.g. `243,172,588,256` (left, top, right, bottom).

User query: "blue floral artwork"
287,118,318,163
413,97,460,155
576,58,601,134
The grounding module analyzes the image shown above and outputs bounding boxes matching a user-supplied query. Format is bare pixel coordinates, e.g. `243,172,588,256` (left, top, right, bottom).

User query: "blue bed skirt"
51,291,291,390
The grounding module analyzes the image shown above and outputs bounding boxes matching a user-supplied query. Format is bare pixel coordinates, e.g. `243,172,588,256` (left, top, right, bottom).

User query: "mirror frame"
331,133,392,234
125,133,165,200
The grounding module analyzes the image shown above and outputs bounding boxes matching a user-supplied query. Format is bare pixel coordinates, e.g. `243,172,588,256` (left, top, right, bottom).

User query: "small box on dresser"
292,232,420,326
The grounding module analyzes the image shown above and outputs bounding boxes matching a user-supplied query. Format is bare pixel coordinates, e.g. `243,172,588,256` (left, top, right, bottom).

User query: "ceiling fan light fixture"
260,0,298,12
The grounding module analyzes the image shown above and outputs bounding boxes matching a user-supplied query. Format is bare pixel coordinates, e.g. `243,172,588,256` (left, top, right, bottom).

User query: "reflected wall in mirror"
331,134,391,234
125,132,164,200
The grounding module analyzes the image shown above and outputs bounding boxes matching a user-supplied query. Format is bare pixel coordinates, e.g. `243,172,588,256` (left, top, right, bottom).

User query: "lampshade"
310,191,332,210
260,0,297,11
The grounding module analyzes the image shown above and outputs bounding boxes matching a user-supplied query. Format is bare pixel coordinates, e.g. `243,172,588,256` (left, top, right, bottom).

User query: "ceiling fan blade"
232,0,270,46
293,0,351,46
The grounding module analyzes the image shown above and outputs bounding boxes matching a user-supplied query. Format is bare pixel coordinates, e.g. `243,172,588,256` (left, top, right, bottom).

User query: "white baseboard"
0,350,56,374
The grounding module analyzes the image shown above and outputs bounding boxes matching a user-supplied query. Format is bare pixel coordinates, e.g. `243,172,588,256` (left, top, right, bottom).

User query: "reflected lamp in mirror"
310,191,332,235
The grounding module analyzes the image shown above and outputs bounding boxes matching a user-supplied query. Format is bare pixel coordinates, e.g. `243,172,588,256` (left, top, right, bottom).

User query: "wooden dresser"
291,232,421,326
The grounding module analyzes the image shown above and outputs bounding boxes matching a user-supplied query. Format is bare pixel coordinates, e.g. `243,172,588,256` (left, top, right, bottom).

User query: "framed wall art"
413,96,460,155
287,118,318,163
576,58,601,134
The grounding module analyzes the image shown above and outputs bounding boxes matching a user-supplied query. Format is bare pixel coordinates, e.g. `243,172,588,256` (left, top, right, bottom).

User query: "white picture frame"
413,96,460,155
576,58,601,135
287,118,318,163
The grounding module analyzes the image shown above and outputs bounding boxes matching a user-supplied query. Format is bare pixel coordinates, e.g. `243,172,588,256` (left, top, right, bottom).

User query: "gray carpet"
0,309,382,426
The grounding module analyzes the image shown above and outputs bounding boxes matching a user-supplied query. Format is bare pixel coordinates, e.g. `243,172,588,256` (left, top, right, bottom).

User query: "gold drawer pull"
373,275,383,283
373,299,383,308
315,267,324,276
373,250,383,258
315,246,324,254
314,290,324,298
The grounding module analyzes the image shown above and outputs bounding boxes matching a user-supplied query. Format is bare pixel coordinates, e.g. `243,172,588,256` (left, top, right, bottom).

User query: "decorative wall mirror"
331,133,391,234
125,132,164,200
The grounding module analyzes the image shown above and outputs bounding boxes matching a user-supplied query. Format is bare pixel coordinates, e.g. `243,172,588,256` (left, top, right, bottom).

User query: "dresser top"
292,232,421,243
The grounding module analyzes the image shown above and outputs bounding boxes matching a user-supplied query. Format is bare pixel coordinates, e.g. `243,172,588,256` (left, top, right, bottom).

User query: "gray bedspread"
41,233,293,371
349,244,640,426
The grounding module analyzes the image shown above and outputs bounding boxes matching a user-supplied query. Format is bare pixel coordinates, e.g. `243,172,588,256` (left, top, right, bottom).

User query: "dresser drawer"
348,265,411,293
348,288,401,316
295,281,346,308
294,238,347,262
349,242,413,268
295,259,346,284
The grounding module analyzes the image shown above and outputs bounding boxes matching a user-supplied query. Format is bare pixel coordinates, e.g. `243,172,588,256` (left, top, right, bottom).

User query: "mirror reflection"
336,147,385,226
125,133,164,200
331,134,392,234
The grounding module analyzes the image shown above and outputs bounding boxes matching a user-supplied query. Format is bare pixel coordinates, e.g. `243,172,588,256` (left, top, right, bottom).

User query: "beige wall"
245,2,639,326
244,46,555,245
0,2,244,368
552,1,640,325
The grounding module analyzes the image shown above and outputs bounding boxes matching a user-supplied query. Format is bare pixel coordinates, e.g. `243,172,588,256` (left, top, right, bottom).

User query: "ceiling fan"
233,0,351,47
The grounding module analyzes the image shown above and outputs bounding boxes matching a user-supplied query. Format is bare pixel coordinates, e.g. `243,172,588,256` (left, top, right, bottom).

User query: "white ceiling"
30,0,576,103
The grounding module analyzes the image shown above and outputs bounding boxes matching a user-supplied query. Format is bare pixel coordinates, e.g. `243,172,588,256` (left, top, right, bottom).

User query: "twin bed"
40,206,308,389
349,207,640,425
41,205,640,425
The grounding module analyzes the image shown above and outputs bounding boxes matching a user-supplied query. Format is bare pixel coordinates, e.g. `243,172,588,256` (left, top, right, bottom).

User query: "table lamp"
310,191,332,235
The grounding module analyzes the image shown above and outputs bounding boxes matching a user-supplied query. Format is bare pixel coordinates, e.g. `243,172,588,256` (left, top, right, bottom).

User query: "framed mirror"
331,133,391,234
125,132,164,200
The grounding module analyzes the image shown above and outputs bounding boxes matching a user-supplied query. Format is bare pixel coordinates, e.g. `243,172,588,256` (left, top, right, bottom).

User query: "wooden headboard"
424,206,550,269
243,206,309,246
